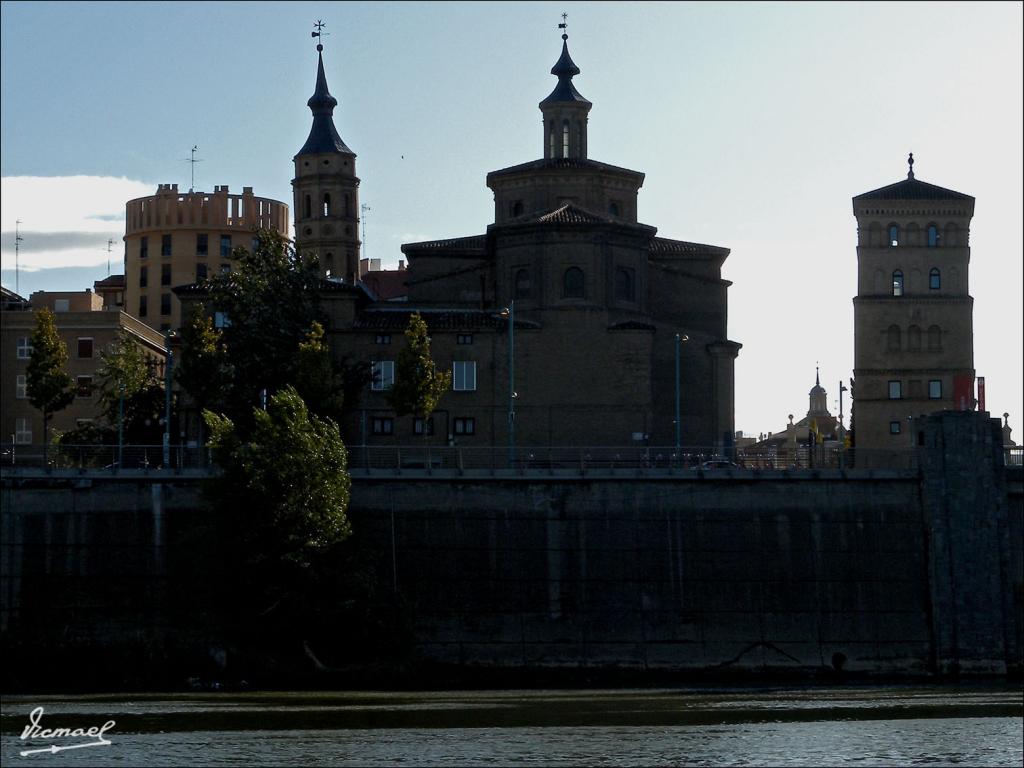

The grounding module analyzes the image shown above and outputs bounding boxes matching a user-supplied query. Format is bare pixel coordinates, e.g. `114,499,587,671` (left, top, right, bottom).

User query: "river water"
2,686,1021,766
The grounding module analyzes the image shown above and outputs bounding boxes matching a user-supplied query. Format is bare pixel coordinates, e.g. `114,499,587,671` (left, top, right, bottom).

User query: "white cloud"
0,175,156,270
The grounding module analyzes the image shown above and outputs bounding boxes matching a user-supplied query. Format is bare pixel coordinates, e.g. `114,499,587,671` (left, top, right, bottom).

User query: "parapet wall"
1,413,1020,680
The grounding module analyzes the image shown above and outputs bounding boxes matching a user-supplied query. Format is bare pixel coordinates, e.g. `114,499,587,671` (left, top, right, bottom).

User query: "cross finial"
312,19,328,52
907,151,915,179
558,12,568,40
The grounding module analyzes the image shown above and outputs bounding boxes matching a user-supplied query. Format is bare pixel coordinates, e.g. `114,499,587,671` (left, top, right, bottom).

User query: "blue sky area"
2,1,1021,437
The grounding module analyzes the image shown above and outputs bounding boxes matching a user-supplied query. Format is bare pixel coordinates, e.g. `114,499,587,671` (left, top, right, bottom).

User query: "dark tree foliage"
176,306,233,446
387,312,451,422
198,228,326,423
26,308,75,454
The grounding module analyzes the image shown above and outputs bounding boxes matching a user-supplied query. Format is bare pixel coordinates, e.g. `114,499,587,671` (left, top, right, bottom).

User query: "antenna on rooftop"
180,145,204,192
14,219,24,296
361,203,371,260
106,238,115,277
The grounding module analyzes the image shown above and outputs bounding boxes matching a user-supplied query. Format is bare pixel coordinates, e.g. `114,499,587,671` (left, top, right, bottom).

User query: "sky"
2,1,1022,438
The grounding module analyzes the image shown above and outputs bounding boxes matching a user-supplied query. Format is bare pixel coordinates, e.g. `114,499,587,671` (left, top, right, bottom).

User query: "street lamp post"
674,333,689,459
118,383,125,469
163,331,173,468
507,301,515,466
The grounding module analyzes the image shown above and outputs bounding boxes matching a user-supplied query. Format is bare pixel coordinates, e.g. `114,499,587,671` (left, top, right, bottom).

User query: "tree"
176,306,233,447
199,228,326,421
97,328,167,442
292,321,346,423
205,385,352,570
26,308,75,460
387,312,451,429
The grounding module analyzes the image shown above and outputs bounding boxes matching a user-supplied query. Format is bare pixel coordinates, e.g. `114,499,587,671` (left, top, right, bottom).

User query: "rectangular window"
16,374,27,399
77,337,93,359
413,417,434,436
220,235,232,257
196,263,208,281
139,266,148,287
76,375,93,398
160,293,171,316
214,311,231,328
375,334,391,345
161,234,172,256
888,380,902,400
457,334,473,345
54,299,70,313
454,417,476,436
161,263,172,286
889,421,901,435
16,337,32,359
929,380,942,399
15,417,32,444
140,236,148,259
139,295,148,317
452,361,477,391
371,360,395,391
371,417,393,435
196,233,209,256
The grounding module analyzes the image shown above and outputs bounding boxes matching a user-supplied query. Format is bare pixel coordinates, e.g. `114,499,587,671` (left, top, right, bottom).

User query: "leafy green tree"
205,385,352,570
200,228,325,421
292,321,346,423
387,312,451,429
97,328,167,441
176,306,233,446
26,308,75,458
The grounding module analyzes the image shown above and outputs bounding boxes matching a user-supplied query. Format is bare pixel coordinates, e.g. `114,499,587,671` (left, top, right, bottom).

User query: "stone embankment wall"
1,413,1020,678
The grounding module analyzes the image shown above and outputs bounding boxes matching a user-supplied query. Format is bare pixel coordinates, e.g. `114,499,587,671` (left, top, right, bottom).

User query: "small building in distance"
739,370,846,467
1,289,166,448
93,274,126,311
851,155,976,454
123,184,289,331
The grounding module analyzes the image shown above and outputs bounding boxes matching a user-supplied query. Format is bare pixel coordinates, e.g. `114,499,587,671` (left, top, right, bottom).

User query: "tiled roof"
402,235,487,253
354,308,540,331
487,157,643,180
649,237,730,257
360,270,408,301
854,176,973,202
534,203,611,225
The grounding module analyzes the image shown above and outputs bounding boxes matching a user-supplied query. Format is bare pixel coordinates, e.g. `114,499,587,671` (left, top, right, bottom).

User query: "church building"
292,29,742,451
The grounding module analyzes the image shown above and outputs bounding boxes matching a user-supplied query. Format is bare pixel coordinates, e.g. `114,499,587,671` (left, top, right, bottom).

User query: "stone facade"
852,155,976,452
123,183,289,331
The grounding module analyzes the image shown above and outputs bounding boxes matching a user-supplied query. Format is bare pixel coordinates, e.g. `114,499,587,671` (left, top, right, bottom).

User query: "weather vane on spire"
312,19,328,51
907,151,915,178
559,12,568,39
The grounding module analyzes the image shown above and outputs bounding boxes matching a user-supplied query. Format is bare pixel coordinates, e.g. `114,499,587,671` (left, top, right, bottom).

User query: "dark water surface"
2,686,1021,766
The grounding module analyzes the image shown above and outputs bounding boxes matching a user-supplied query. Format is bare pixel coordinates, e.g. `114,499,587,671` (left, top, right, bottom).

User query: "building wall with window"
1,291,167,449
123,183,288,332
851,160,976,451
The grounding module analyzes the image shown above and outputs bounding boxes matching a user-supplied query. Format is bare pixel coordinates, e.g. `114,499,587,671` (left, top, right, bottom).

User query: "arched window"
548,121,555,158
562,120,570,158
927,224,939,247
325,252,334,275
303,195,311,219
563,267,584,299
888,224,900,247
927,325,942,352
908,325,922,351
515,268,530,300
906,222,920,246
511,200,524,217
892,270,904,297
929,268,941,290
615,267,635,302
609,201,620,217
322,193,331,217
887,324,901,351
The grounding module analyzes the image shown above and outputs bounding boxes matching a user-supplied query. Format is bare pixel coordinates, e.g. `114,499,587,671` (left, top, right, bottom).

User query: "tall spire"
296,21,354,157
907,151,915,179
539,14,592,160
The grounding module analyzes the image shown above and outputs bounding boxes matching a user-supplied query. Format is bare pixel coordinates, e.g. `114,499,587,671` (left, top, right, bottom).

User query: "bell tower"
539,17,592,160
292,21,361,282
